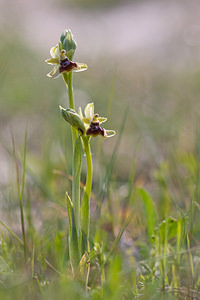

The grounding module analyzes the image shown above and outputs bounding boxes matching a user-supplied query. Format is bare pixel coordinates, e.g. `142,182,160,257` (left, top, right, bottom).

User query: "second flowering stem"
81,136,93,249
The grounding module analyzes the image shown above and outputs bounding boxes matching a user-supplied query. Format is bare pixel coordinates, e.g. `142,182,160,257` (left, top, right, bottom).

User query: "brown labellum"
86,122,105,137
59,58,78,73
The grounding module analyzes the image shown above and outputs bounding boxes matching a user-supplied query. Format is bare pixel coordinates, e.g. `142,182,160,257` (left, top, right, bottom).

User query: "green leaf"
66,192,73,236
66,192,80,273
153,216,178,244
138,188,158,242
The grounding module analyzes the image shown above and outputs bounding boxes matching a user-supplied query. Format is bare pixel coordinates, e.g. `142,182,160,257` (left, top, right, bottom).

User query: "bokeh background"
1,0,200,234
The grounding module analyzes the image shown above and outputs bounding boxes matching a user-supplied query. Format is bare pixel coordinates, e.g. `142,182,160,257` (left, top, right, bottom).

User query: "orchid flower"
79,103,116,138
45,45,87,79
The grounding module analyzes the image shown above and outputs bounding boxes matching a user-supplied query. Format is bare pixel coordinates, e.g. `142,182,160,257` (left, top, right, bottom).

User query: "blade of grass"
66,191,80,274
11,129,27,260
106,67,117,119
187,234,194,288
105,104,129,188
138,188,158,243
0,220,23,245
96,105,129,225
2,142,64,208
91,210,134,287
32,245,35,278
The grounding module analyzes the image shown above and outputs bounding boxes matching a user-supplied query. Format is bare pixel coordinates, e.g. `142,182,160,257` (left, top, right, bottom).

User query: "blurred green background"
1,0,200,262
1,0,200,298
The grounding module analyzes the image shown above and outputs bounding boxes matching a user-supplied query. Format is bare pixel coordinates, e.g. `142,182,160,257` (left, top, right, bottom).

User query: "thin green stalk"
32,245,35,278
81,136,93,244
72,137,82,259
0,220,23,245
11,130,27,261
63,71,81,267
66,192,80,272
62,72,78,146
68,72,75,109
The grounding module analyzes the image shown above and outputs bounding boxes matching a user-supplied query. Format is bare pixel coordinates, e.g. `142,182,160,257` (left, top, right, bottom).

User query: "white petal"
72,63,88,72
104,130,116,138
47,65,60,78
84,103,94,121
98,117,107,124
50,45,60,59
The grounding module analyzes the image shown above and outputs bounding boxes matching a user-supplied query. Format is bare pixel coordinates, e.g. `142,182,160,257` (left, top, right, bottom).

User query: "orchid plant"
46,29,115,286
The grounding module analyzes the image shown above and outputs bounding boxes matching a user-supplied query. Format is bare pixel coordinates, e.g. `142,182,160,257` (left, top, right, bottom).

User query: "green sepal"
59,106,86,134
58,41,63,51
45,58,59,65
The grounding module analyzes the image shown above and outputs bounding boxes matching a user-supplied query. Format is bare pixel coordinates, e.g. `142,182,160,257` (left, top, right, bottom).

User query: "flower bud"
60,29,77,59
59,106,86,134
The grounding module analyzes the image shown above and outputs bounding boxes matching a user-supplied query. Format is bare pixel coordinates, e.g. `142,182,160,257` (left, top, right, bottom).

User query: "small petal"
84,103,94,121
73,63,88,72
45,58,59,65
98,117,107,124
78,107,83,119
47,65,60,78
104,130,116,138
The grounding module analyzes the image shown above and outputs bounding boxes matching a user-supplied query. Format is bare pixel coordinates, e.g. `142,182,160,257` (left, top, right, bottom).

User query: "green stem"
62,72,78,147
63,71,82,269
72,137,82,258
68,72,75,109
81,136,93,244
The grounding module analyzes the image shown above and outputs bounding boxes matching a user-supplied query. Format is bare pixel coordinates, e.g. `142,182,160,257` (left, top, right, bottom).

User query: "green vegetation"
1,29,200,299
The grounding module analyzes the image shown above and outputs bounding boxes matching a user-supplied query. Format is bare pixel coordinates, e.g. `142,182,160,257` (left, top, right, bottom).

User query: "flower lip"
59,58,78,73
86,125,105,137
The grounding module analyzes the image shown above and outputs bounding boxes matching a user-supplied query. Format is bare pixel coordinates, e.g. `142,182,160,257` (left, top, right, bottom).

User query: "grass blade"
138,187,158,242
11,129,27,260
0,220,23,246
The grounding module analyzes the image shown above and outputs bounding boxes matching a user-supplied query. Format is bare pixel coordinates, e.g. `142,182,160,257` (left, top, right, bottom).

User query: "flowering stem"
81,135,93,246
62,72,78,147
72,137,82,258
62,71,82,269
